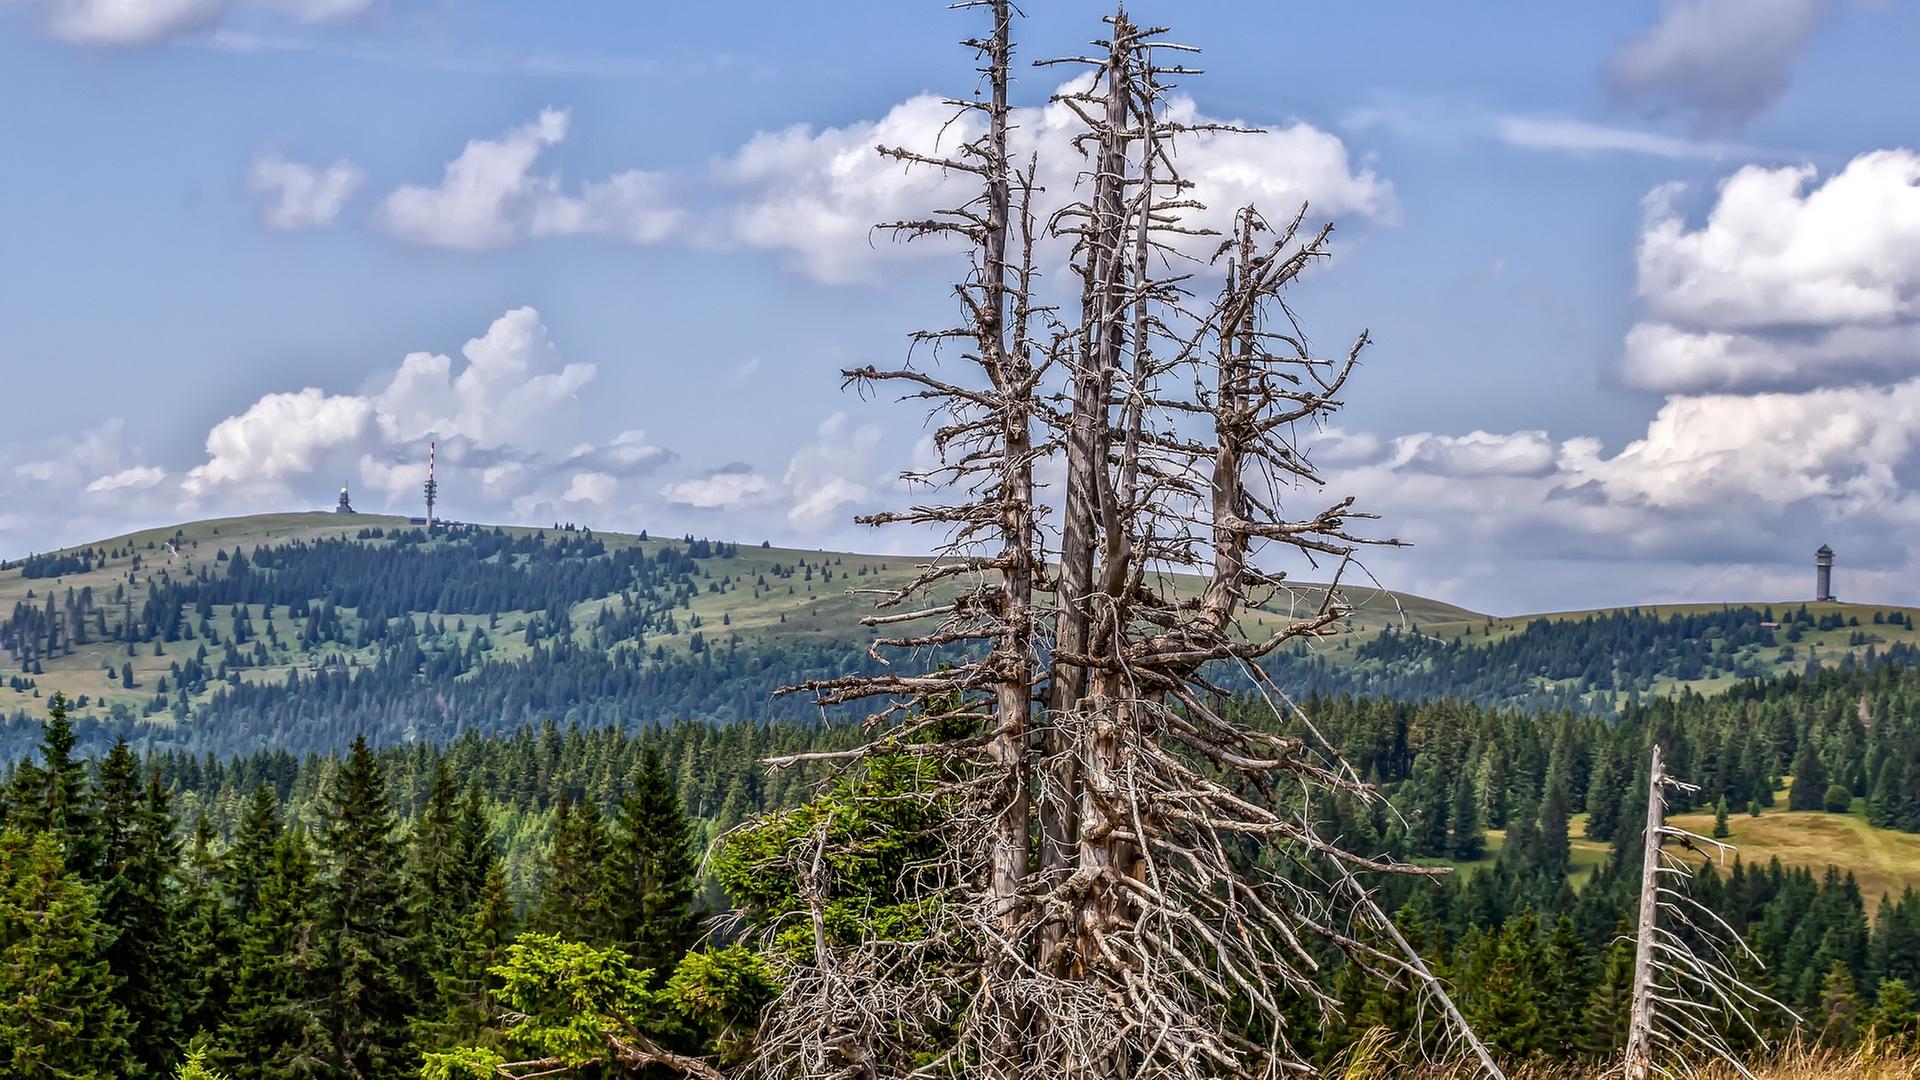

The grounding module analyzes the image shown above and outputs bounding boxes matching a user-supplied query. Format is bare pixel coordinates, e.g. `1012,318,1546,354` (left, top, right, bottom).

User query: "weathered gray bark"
1624,744,1668,1080
976,0,1032,932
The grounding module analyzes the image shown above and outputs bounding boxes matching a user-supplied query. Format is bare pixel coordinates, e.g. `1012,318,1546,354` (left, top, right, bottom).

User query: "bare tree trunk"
978,0,1031,931
1617,743,1795,1080
1624,745,1666,1080
1041,14,1135,970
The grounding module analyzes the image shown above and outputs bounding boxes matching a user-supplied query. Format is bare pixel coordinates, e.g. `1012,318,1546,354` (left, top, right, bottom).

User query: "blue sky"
2,0,1917,614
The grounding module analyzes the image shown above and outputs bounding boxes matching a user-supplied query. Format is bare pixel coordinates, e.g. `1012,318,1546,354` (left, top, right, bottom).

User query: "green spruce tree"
608,745,701,980
1535,768,1572,877
219,825,327,1080
175,815,231,1047
402,763,463,1019
1789,734,1829,812
314,735,413,1079
3,693,99,870
1540,914,1592,1057
1460,911,1550,1061
1869,978,1918,1048
533,795,617,944
1584,926,1637,1056
96,741,182,1076
0,829,130,1077
223,784,281,925
1448,764,1485,860
1817,960,1863,1047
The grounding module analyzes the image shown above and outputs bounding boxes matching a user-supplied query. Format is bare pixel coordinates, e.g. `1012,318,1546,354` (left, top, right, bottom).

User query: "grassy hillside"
1357,599,1920,704
5,511,1917,733
1667,800,1920,909
0,511,1469,728
1292,598,1920,714
1434,790,1920,910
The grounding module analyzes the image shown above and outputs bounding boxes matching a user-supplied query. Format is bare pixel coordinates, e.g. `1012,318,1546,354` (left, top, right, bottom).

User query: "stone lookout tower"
335,483,355,515
1816,543,1835,602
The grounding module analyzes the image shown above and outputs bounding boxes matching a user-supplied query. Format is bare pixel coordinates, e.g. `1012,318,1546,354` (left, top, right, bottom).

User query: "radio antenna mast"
424,440,438,530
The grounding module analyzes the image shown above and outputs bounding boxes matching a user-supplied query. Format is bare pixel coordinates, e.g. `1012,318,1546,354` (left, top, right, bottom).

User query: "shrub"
1824,783,1855,814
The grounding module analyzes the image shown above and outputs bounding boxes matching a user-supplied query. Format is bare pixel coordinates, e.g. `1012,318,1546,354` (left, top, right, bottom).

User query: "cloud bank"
1310,149,1920,610
0,307,902,561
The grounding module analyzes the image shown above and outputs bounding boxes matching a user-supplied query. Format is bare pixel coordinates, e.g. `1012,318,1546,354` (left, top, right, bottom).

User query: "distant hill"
3,512,1917,758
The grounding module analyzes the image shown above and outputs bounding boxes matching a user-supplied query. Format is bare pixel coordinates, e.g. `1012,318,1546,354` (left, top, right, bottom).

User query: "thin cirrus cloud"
1344,99,1773,164
82,465,168,494
376,108,682,251
1492,116,1757,162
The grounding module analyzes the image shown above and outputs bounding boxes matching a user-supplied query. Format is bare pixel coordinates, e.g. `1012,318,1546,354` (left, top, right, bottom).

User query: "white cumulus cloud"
566,430,673,476
184,388,375,497
1623,151,1920,395
717,81,1392,285
1310,141,1920,606
379,109,680,250
1564,382,1920,513
663,466,772,510
373,306,595,450
1390,430,1559,478
174,306,645,525
1607,0,1833,130
39,0,224,45
561,471,618,505
30,0,373,46
249,154,365,229
782,412,883,529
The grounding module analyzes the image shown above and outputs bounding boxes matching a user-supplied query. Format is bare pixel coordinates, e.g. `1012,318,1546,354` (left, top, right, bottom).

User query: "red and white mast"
424,440,438,529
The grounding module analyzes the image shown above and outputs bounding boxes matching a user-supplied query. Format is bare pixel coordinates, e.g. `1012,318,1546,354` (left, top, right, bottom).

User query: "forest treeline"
112,654,1920,861
1262,603,1920,714
4,660,1920,1075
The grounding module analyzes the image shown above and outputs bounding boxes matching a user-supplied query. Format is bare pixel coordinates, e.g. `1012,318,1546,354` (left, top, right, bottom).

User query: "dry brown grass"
1328,1031,1920,1078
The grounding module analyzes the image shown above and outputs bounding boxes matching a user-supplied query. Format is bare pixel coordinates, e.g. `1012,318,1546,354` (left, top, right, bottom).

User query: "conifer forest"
3,2,1918,1079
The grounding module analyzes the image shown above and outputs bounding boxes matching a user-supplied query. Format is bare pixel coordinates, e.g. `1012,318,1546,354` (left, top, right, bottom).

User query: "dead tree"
749,5,1503,1078
1623,745,1796,1080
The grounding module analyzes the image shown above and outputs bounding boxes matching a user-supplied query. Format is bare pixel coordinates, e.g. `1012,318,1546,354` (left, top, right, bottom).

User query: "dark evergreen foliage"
0,659,1914,1071
313,735,414,1079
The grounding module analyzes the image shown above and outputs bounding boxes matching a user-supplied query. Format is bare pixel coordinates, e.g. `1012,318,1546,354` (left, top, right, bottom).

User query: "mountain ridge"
4,512,1917,758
